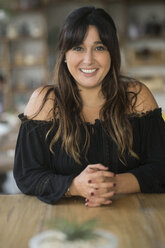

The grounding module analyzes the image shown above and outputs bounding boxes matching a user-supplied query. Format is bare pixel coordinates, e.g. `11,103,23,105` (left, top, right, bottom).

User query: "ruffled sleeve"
13,114,76,204
129,108,165,193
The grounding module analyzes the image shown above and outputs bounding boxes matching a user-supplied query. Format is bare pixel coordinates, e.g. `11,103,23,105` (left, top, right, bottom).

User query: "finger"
88,189,115,200
89,189,115,198
85,198,112,207
90,171,116,181
85,198,101,207
85,202,101,207
87,163,109,172
88,181,115,189
99,191,116,198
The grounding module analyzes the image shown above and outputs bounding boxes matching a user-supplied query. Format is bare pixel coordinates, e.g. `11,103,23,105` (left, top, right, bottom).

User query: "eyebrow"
94,41,103,44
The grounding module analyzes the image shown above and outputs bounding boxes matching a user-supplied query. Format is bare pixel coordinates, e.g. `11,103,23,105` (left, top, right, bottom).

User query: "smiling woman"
65,25,111,91
13,6,165,207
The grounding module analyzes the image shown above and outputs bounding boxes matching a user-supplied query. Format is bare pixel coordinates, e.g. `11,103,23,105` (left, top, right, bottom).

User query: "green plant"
46,218,99,241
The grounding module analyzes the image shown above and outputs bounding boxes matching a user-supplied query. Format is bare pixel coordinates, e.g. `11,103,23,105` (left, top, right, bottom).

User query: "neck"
80,88,105,108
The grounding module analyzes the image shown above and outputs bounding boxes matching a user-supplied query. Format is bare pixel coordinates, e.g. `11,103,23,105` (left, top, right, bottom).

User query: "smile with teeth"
80,68,97,74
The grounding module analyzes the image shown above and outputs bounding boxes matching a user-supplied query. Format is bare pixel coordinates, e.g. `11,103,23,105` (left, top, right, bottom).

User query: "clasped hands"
70,163,116,207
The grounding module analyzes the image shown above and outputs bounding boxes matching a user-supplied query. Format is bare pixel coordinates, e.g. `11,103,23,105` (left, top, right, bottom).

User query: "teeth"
81,69,97,73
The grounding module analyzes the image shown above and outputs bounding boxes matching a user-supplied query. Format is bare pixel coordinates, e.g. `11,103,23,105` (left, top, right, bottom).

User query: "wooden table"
0,193,165,248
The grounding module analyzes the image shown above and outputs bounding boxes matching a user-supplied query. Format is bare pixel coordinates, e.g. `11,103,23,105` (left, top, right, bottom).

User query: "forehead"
63,24,105,52
83,25,102,43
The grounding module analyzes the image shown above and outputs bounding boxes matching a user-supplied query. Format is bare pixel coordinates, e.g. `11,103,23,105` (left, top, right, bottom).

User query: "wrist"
69,178,79,196
115,173,140,194
65,187,72,197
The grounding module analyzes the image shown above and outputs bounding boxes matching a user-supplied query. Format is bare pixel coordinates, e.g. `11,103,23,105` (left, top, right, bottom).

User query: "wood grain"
0,193,165,248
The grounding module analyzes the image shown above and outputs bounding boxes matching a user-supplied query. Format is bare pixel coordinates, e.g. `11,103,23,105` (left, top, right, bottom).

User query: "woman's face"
65,25,111,91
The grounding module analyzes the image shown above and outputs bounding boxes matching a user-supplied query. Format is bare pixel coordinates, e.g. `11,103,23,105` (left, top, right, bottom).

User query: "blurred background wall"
0,0,165,193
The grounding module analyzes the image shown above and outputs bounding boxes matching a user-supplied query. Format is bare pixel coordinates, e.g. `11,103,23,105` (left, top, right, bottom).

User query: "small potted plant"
29,218,118,248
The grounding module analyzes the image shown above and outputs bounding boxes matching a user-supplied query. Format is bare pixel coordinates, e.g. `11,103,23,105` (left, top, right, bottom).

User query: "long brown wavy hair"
42,6,141,164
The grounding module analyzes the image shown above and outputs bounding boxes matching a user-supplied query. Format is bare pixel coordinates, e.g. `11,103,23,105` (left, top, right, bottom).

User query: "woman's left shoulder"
128,81,158,114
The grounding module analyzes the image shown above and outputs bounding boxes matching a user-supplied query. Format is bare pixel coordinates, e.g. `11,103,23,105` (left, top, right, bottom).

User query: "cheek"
66,62,77,78
66,54,79,73
98,52,111,70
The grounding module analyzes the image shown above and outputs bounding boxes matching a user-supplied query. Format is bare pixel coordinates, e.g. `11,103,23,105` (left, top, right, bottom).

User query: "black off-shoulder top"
13,108,165,204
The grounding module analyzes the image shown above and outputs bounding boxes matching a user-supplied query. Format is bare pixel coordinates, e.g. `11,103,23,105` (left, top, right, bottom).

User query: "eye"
72,46,83,51
95,46,107,51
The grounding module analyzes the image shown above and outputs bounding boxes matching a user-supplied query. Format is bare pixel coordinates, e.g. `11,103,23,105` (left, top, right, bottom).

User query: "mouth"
80,68,97,74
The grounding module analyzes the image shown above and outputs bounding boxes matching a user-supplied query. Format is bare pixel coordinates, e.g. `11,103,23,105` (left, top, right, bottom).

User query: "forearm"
115,173,141,194
70,172,141,196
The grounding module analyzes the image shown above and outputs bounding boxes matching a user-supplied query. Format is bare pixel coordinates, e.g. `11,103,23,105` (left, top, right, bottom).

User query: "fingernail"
91,192,94,196
85,198,89,202
88,180,92,184
85,203,88,207
113,183,116,187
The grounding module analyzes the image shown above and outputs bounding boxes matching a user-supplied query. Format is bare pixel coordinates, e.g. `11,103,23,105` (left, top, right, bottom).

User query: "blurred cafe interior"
0,0,165,193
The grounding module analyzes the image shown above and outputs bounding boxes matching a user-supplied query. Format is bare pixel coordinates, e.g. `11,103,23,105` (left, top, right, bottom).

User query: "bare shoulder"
24,85,55,121
128,81,158,114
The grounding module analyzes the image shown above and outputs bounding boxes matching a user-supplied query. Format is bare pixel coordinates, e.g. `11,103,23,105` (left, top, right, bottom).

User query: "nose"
83,50,94,65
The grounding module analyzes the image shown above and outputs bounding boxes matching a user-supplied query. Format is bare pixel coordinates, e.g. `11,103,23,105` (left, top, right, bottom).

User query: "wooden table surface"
0,193,165,248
